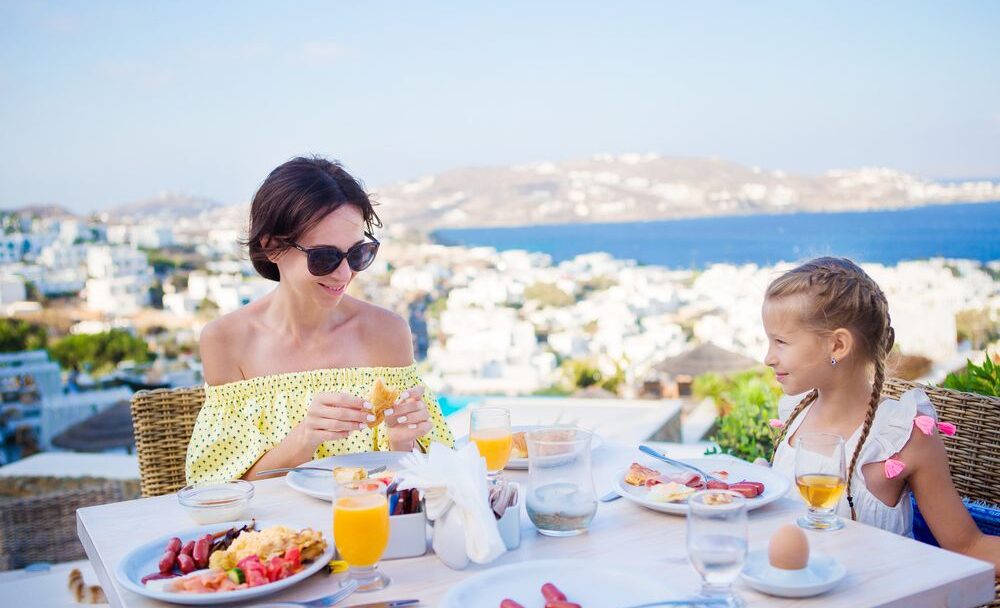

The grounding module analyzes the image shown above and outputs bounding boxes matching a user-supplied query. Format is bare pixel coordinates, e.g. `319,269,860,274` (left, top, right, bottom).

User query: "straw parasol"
653,342,759,377
51,400,134,452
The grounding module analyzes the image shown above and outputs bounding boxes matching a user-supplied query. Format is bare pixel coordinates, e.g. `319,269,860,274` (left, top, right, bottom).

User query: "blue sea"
433,202,1000,268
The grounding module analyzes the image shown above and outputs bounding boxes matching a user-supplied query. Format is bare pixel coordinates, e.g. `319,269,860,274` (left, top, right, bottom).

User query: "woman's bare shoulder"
199,307,258,385
353,299,414,367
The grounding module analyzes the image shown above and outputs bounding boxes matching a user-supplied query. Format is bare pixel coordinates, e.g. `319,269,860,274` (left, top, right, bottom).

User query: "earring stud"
831,358,838,366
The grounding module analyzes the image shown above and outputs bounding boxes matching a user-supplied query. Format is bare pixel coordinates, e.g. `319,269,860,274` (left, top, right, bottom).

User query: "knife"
344,601,419,608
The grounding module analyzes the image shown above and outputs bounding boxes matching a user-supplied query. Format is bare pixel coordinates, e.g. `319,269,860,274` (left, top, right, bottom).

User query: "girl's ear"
830,328,854,363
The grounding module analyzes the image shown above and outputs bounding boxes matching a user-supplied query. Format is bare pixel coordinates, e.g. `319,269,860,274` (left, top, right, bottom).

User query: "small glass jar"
177,480,254,524
525,427,597,537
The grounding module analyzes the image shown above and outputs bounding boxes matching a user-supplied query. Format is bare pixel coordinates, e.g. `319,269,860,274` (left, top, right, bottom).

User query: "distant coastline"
430,198,1000,232
432,201,1000,268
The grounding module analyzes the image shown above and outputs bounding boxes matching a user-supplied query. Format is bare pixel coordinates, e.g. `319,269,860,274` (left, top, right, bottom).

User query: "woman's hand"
292,391,373,453
385,386,433,452
244,392,373,479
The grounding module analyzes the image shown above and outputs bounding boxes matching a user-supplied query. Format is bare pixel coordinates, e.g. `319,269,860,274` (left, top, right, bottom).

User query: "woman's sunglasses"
288,234,380,276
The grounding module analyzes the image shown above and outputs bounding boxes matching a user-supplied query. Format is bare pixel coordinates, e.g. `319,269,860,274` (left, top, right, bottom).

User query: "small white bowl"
740,549,846,598
177,480,254,525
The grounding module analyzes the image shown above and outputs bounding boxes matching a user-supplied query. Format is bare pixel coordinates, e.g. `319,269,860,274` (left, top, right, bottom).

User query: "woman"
186,156,454,484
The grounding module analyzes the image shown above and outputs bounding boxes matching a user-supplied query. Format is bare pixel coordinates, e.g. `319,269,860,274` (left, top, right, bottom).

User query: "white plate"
285,452,410,501
741,549,846,598
456,425,604,470
615,456,790,515
440,558,674,608
115,519,334,605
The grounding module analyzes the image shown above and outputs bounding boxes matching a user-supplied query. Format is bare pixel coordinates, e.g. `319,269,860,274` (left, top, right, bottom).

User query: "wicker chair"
882,378,1000,606
0,477,140,570
882,378,1000,504
130,386,205,497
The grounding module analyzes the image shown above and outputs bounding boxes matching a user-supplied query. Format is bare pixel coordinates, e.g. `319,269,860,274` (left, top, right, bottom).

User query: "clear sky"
1,1,998,212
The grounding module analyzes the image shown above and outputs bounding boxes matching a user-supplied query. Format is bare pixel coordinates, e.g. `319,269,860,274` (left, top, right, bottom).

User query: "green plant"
701,368,782,462
0,318,48,352
558,358,625,395
692,372,727,403
47,329,153,376
940,354,999,397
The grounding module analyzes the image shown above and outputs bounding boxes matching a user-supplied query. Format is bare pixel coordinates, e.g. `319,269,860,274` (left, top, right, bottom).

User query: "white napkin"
398,442,506,567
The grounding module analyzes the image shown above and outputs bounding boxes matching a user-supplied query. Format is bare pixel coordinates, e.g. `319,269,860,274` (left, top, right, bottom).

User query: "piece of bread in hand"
369,378,400,428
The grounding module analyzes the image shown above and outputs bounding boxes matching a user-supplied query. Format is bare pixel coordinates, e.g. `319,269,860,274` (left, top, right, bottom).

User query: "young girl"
765,257,999,574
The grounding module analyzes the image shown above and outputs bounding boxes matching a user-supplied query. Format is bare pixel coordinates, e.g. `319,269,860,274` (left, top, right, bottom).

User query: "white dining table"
75,442,995,607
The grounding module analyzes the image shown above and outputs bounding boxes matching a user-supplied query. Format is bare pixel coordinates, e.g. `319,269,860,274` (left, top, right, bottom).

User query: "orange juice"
471,428,513,472
333,494,389,567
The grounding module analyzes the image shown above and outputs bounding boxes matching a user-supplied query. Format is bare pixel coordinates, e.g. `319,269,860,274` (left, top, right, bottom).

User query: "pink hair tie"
937,421,957,436
913,415,936,435
884,457,906,479
768,419,785,429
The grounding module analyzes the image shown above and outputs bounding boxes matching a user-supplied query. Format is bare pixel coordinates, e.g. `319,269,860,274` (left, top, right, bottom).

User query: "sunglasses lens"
306,248,344,276
347,241,378,271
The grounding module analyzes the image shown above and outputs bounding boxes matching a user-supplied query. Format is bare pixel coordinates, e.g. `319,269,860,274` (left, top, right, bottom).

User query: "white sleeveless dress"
771,388,938,537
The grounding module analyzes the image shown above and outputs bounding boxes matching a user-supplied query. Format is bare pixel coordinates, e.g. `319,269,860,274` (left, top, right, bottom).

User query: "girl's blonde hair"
766,257,895,520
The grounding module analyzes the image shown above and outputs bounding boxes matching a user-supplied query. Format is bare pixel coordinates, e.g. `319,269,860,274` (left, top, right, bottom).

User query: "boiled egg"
768,523,809,570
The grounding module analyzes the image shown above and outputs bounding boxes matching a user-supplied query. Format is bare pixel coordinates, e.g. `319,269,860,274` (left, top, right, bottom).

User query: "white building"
0,233,55,263
87,245,151,279
0,274,26,306
85,276,152,314
131,224,175,249
38,242,88,269
85,246,153,313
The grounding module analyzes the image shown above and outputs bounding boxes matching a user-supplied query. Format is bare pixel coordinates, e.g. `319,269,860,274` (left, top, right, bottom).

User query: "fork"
623,600,728,607
254,465,387,478
638,445,725,483
246,578,359,607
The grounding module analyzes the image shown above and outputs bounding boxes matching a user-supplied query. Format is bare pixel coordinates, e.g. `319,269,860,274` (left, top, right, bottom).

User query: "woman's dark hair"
244,156,382,281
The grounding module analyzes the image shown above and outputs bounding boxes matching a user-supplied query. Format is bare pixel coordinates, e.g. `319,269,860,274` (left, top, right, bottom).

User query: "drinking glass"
794,432,847,531
524,427,597,537
686,490,748,608
333,479,390,592
469,407,512,483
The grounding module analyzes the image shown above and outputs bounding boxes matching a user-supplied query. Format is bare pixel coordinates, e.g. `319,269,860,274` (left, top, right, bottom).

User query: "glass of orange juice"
333,479,390,592
794,432,847,531
469,407,512,483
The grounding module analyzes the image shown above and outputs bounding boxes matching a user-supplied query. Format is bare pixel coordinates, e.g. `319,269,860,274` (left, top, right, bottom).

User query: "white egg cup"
740,549,847,598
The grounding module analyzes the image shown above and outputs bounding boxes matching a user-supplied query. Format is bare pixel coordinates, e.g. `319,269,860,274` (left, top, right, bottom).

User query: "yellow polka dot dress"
185,365,454,484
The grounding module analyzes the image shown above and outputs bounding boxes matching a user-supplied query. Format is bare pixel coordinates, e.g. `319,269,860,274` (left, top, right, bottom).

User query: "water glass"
333,479,390,592
469,407,513,483
524,427,597,537
794,432,847,531
687,490,748,608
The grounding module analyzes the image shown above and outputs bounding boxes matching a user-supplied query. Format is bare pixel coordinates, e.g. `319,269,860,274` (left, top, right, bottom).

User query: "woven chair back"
883,377,1000,506
130,386,205,497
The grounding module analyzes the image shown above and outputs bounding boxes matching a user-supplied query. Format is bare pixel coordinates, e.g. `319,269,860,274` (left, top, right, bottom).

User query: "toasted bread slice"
369,378,400,428
332,466,366,484
510,431,528,458
624,462,661,486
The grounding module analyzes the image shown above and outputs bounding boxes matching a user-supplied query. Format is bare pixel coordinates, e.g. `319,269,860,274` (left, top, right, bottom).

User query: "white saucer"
740,549,846,598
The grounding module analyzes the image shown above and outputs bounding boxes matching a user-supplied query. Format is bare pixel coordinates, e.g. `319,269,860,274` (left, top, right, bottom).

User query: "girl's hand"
293,392,372,451
385,386,433,451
